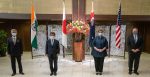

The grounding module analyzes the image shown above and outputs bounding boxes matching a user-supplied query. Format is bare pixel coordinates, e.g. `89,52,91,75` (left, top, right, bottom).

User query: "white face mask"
98,33,102,36
11,33,17,36
49,36,55,39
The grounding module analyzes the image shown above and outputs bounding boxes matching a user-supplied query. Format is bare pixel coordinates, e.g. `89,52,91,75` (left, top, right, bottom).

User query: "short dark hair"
50,32,55,36
98,29,103,33
133,27,138,30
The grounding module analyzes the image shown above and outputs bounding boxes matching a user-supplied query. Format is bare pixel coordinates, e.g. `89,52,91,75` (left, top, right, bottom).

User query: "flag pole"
62,0,65,58
119,0,125,59
30,29,33,59
89,0,93,53
62,42,65,58
108,25,111,57
31,0,34,59
119,0,121,5
92,0,94,12
30,0,36,59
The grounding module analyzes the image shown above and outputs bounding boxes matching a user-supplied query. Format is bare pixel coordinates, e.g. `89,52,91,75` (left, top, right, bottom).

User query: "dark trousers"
10,56,23,74
128,53,141,72
48,55,58,73
93,57,104,72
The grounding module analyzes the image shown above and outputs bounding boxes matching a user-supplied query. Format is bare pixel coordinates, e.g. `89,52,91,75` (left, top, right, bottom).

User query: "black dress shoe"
20,72,24,75
129,71,132,75
134,72,139,75
50,73,53,76
99,72,102,75
54,72,57,76
96,72,99,75
11,73,16,76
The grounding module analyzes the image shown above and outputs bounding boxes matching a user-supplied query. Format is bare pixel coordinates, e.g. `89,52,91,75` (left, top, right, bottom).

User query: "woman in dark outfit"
92,29,108,75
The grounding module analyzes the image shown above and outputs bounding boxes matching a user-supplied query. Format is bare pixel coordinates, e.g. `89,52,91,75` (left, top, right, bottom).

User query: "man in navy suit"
7,29,24,76
46,32,60,76
127,27,143,75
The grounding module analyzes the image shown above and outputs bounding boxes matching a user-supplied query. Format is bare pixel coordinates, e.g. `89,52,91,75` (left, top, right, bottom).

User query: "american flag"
89,1,95,47
116,2,122,48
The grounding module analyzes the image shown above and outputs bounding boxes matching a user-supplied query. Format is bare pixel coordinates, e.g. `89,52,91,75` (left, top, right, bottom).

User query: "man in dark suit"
127,27,143,75
46,32,60,76
7,29,24,76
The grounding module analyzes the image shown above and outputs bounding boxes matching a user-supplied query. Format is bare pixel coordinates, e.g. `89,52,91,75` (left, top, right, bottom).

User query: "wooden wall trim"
87,15,150,22
1,13,150,21
0,13,72,21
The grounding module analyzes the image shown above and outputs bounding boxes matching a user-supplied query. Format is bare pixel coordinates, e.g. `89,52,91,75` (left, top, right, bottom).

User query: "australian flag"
89,8,95,47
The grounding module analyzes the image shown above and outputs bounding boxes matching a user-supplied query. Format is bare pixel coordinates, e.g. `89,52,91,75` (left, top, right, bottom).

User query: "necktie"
13,37,16,45
134,35,137,43
51,39,54,45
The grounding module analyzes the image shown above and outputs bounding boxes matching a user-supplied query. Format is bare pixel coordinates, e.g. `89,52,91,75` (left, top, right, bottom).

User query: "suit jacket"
127,34,143,54
7,37,23,56
91,36,108,57
45,39,60,57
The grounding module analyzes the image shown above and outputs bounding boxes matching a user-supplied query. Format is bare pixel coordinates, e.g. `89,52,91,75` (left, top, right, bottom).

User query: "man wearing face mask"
46,32,60,76
7,29,24,76
92,29,108,75
127,27,143,75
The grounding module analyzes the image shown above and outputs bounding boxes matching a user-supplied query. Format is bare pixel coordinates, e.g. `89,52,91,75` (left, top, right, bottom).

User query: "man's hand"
132,49,135,52
136,49,140,52
132,49,138,53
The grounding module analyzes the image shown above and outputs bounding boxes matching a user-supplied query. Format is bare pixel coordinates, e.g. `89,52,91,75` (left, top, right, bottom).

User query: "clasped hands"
94,47,106,52
132,49,140,53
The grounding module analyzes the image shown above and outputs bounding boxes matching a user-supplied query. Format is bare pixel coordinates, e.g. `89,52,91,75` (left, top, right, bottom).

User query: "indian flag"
31,5,38,49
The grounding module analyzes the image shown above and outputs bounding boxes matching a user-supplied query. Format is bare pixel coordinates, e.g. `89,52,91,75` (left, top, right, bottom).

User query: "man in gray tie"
46,32,60,76
127,27,143,75
7,29,24,76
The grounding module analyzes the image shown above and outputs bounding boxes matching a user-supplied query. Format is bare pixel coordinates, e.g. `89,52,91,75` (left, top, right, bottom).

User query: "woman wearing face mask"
91,29,108,75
